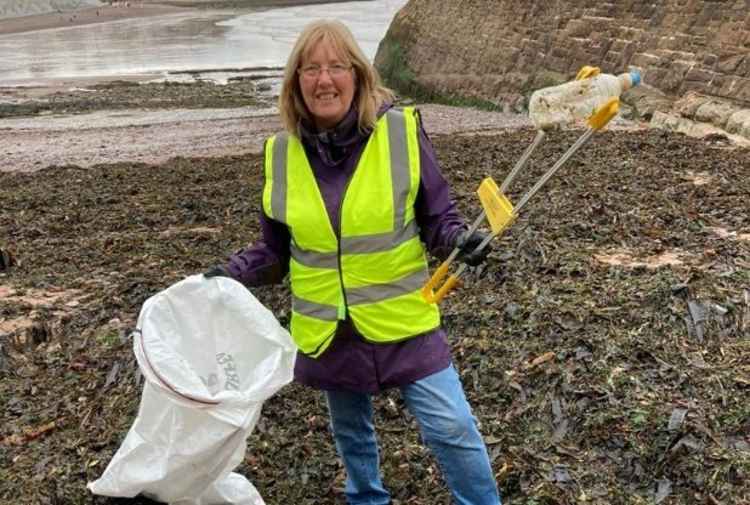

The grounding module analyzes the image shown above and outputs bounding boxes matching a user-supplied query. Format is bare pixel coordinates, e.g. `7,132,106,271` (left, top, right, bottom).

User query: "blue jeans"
325,365,501,505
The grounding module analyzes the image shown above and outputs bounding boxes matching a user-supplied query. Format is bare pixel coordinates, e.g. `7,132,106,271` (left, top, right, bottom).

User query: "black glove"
203,265,231,279
455,230,492,267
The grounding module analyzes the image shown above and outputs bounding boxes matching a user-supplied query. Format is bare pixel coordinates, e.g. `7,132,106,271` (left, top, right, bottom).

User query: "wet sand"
0,4,188,36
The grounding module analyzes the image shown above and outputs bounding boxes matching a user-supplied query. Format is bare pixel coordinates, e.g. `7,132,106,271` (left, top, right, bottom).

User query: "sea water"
0,0,408,86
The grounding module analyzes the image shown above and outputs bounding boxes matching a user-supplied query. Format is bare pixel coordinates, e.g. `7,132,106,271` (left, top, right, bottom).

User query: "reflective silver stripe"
292,269,427,320
347,268,427,306
271,134,288,223
291,220,420,268
291,244,338,269
387,109,409,230
341,219,419,254
293,296,339,321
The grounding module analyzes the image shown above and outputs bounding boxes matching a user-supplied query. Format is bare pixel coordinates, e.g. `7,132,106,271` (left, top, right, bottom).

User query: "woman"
207,19,501,505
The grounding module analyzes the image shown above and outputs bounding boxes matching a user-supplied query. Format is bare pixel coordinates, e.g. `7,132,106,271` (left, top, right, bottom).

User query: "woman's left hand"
203,265,231,279
455,230,492,266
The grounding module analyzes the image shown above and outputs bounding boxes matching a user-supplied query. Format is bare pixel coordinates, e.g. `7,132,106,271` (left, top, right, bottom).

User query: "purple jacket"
225,105,467,393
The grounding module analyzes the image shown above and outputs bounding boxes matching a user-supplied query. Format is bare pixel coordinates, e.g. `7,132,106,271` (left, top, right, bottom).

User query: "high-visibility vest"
262,107,441,357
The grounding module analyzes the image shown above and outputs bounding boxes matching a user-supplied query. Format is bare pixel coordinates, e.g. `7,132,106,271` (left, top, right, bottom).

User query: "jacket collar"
297,104,393,167
298,107,362,151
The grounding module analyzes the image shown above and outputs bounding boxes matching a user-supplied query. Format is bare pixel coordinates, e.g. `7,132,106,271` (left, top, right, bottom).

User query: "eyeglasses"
298,63,352,79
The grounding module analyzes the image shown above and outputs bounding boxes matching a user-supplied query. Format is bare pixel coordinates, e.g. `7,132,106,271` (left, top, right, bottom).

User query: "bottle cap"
629,70,642,87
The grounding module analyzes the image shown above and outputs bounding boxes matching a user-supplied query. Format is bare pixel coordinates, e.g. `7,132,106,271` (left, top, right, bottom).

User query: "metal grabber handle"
422,97,620,304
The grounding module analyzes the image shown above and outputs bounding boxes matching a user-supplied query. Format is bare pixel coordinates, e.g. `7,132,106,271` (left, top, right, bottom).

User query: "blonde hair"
279,19,395,135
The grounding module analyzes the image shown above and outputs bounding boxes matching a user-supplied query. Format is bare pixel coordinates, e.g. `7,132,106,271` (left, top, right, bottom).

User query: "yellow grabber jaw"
575,65,601,80
588,97,620,130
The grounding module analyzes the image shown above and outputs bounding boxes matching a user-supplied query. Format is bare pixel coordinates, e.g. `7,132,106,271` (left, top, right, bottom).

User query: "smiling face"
298,38,356,131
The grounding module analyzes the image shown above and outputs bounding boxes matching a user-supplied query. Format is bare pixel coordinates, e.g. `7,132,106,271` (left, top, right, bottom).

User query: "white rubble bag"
88,275,297,505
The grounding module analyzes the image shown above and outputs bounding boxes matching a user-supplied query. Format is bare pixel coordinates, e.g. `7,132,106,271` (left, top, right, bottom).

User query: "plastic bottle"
528,70,641,130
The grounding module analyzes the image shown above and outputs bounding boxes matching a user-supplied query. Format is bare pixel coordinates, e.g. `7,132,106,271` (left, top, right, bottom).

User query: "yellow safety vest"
262,107,441,357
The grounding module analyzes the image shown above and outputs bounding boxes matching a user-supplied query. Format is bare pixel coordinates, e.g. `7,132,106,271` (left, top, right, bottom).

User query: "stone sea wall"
375,0,750,137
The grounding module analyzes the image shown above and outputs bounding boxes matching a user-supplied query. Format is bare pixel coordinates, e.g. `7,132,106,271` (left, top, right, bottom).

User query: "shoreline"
0,0,368,36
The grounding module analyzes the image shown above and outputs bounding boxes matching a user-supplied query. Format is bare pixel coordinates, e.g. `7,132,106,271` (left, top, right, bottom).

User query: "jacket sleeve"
414,115,467,259
223,142,291,287
225,209,291,287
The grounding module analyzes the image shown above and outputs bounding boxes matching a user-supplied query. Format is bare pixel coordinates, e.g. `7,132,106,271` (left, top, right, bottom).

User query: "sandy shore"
0,3,188,36
0,104,533,173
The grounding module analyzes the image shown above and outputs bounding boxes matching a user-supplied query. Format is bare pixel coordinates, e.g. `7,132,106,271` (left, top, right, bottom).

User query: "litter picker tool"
421,97,620,304
441,65,608,253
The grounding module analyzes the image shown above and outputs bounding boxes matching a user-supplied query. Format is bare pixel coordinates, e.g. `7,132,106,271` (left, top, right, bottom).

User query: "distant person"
206,19,500,505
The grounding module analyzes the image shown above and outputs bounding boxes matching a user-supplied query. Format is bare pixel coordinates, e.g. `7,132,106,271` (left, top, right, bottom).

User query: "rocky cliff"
375,0,750,122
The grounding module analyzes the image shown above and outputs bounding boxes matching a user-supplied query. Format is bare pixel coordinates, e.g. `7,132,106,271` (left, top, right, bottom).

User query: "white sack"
88,275,297,505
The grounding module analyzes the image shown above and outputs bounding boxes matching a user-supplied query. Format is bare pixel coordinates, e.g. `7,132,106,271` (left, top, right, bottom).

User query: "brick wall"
375,0,750,106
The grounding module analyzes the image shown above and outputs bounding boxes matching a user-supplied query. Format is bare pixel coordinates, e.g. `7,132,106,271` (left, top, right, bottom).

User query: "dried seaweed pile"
1,127,748,504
